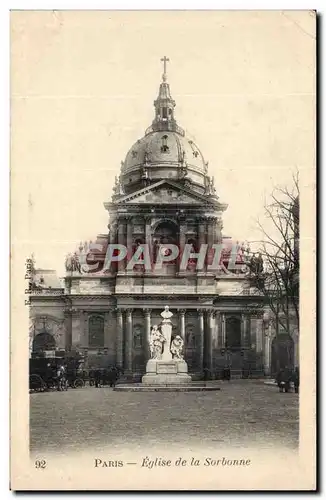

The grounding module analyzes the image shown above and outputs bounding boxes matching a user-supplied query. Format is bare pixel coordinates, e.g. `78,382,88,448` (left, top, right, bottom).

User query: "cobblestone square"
30,381,299,455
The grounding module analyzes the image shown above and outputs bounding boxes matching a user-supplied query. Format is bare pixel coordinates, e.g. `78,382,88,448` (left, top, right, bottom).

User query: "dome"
120,130,208,195
114,57,216,198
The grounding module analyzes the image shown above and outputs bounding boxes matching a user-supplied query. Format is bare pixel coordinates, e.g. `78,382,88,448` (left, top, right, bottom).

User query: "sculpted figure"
170,335,184,360
179,165,188,180
65,253,73,272
149,325,165,360
205,176,216,196
141,166,148,179
144,151,150,165
113,176,125,196
160,306,173,360
160,305,173,322
72,252,81,273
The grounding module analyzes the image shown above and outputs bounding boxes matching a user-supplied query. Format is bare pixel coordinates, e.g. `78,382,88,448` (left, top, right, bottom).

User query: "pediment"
117,180,215,206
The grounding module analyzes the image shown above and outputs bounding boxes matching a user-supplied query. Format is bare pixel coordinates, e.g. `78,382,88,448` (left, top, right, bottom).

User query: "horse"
105,365,124,388
55,366,68,391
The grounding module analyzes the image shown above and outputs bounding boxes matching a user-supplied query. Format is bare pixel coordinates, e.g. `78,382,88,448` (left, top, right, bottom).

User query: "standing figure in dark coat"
222,350,231,381
292,367,299,393
94,368,102,388
276,366,292,393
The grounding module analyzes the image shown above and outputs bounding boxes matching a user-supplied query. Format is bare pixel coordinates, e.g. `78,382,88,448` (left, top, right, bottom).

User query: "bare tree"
247,171,299,370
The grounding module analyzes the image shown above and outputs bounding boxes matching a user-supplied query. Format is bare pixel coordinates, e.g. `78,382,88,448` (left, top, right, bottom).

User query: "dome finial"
161,56,170,82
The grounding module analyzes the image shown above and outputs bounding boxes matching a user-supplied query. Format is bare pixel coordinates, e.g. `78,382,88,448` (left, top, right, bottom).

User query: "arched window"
32,331,56,353
161,135,169,153
153,220,179,268
89,315,104,347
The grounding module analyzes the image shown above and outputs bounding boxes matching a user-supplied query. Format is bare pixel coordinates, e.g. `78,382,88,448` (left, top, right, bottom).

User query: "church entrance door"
225,316,242,376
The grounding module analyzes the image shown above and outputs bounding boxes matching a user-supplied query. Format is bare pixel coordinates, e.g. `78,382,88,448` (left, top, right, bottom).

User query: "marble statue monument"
142,306,192,386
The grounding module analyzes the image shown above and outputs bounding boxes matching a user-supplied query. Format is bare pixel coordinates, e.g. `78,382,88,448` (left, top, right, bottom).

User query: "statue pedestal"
142,359,192,385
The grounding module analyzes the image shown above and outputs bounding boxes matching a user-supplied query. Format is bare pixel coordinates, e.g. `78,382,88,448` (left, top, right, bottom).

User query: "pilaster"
116,309,124,367
125,309,133,372
144,308,152,360
221,312,226,348
198,218,207,273
118,219,127,274
178,217,187,273
71,308,81,349
179,309,186,341
263,324,272,376
64,307,73,350
126,217,133,265
198,309,204,373
205,309,214,373
255,314,264,354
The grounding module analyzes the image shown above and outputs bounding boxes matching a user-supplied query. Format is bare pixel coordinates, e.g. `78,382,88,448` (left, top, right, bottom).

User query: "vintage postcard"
10,10,316,491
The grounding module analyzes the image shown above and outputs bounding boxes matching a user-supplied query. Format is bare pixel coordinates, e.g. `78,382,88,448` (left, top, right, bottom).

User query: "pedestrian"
292,366,299,394
94,368,101,388
276,366,291,393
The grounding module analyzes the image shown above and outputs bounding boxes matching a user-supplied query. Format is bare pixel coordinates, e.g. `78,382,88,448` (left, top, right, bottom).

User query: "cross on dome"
161,56,170,82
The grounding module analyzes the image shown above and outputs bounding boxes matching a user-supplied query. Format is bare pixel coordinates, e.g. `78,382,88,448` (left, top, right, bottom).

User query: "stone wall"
29,299,66,353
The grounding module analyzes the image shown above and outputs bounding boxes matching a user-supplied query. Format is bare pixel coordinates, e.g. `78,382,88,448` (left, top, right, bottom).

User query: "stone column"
256,315,263,353
207,219,214,246
109,220,118,244
198,218,206,272
264,325,272,376
145,217,152,272
125,309,133,373
144,308,152,360
198,310,204,373
64,308,73,350
206,218,215,268
179,309,186,341
116,309,124,367
198,219,206,245
254,314,264,375
82,311,88,347
221,313,226,348
205,309,214,373
178,218,187,273
241,314,249,348
118,219,126,274
126,218,133,268
214,311,221,350
214,217,223,244
71,308,81,349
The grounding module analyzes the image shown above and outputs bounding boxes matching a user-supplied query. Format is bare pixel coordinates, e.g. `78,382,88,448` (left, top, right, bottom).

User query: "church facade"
28,60,297,379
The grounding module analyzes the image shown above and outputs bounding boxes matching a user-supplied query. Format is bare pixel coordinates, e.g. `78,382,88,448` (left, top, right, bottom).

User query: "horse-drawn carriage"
87,366,124,388
29,351,85,392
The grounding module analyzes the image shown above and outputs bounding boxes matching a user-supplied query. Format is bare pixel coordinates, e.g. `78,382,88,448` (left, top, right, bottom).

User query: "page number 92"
35,459,47,469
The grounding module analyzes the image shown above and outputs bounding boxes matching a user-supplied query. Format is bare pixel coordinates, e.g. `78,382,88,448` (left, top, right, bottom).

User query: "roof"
33,269,64,290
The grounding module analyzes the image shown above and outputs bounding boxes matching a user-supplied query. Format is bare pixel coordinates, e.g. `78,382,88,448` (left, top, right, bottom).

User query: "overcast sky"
11,10,315,276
